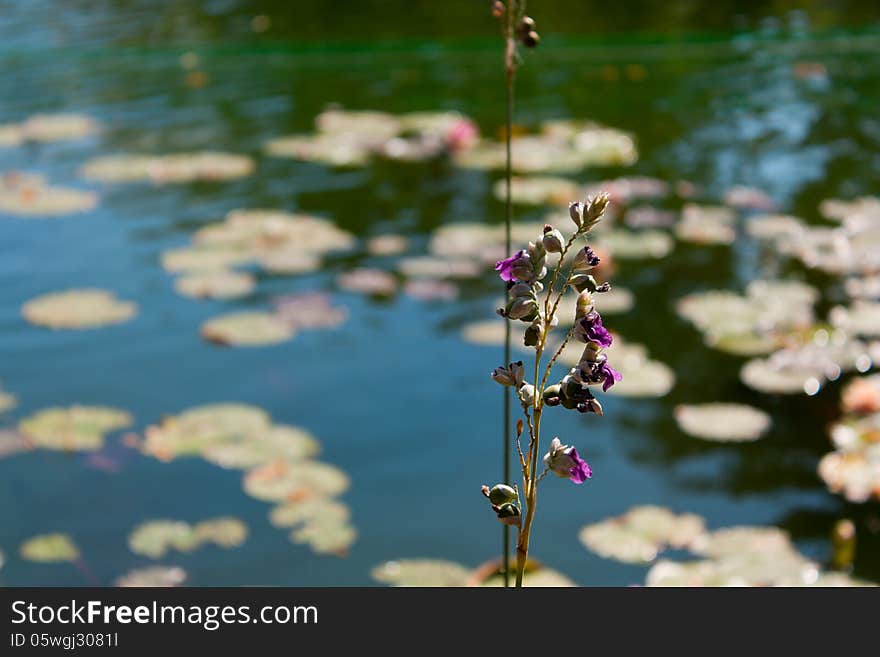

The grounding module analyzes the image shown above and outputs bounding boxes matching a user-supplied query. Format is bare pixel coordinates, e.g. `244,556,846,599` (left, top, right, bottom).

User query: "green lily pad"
243,461,350,503
81,152,255,184
579,506,707,564
1,172,98,217
128,520,199,558
201,312,295,347
116,566,187,587
22,289,136,329
174,270,255,299
371,559,472,587
20,533,80,563
18,405,132,451
675,403,771,442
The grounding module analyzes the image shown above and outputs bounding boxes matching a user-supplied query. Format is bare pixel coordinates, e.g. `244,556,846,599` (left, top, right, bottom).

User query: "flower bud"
496,503,521,526
569,201,584,229
509,282,532,298
522,31,540,48
585,193,610,226
491,361,525,387
570,273,599,293
518,383,536,407
506,296,538,320
542,226,564,253
572,245,600,273
488,484,518,506
524,320,543,347
575,290,594,319
543,384,562,406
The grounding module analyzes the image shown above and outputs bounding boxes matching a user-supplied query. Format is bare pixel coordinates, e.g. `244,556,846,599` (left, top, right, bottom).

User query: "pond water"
1,1,880,586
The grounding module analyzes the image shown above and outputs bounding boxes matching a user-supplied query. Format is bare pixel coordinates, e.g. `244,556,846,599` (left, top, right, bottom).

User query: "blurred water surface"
2,1,880,585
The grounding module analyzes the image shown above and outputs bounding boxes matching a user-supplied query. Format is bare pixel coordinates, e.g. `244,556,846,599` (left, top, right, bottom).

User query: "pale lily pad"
0,386,17,414
1,172,98,217
540,119,639,167
203,425,320,469
745,214,805,241
243,461,350,502
161,246,253,273
625,205,677,229
740,357,821,394
128,520,197,558
81,152,255,184
371,559,472,587
782,221,880,276
22,289,136,330
403,279,459,302
116,566,187,587
492,176,580,206
0,124,23,147
397,256,482,279
193,517,248,548
269,499,350,528
595,229,673,259
461,320,527,351
174,270,255,299
18,405,132,451
20,533,80,562
336,268,397,296
819,196,880,222
579,506,707,564
316,108,401,139
143,403,272,461
21,113,97,143
676,204,736,245
272,293,348,330
845,275,880,301
830,302,880,338
723,186,775,211
584,176,669,205
258,249,321,275
366,234,409,257
290,518,357,555
265,134,372,166
820,411,880,503
675,403,771,442
201,311,295,347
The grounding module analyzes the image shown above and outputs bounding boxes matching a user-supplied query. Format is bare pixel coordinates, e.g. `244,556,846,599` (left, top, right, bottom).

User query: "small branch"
541,326,575,391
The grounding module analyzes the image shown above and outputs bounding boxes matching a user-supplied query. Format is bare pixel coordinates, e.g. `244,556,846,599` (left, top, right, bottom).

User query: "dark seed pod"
522,30,540,48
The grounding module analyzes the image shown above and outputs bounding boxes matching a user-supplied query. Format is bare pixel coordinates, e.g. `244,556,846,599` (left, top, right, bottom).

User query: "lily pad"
676,204,736,245
272,293,348,330
840,374,880,414
830,302,880,338
819,197,880,222
397,256,482,279
21,113,97,143
264,134,372,167
371,559,472,587
595,229,673,260
0,385,17,414
129,517,247,558
492,176,580,206
22,289,136,329
116,566,187,587
675,403,771,442
336,268,397,296
81,152,255,184
201,311,295,347
745,214,805,241
18,405,132,451
20,533,80,563
269,499,350,529
366,234,409,257
0,430,31,459
243,461,350,502
290,518,357,555
723,186,775,211
161,246,253,273
193,517,248,548
203,425,320,469
1,172,98,217
403,279,459,302
174,270,255,299
579,506,707,564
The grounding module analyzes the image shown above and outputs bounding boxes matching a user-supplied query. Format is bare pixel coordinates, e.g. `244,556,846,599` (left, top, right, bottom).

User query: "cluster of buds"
516,16,540,48
481,483,521,526
492,361,535,408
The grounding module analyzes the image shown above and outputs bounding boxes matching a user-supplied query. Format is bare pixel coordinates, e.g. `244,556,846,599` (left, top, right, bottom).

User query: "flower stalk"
484,194,618,587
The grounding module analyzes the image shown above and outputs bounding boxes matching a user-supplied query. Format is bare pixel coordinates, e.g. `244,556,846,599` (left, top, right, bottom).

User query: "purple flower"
599,361,622,392
567,447,593,484
495,250,527,282
543,437,592,484
576,310,613,348
572,245,601,273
